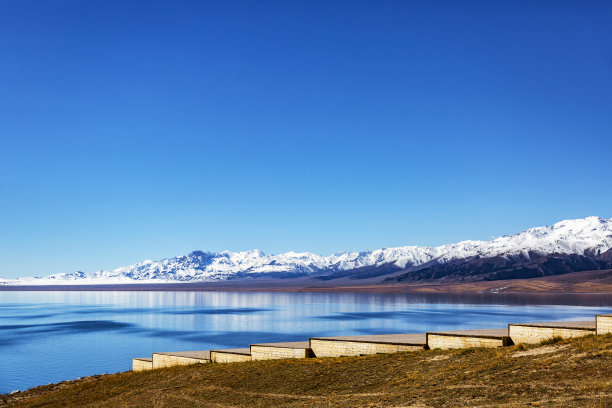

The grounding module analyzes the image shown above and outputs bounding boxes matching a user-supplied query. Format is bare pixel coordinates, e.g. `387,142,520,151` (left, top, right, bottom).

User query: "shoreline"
2,269,612,294
2,273,612,294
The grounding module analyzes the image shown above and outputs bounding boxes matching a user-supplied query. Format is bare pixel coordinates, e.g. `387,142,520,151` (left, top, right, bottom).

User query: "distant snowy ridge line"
2,216,611,285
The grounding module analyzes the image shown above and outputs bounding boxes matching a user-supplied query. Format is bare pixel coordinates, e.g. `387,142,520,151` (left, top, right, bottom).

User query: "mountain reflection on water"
1,290,612,394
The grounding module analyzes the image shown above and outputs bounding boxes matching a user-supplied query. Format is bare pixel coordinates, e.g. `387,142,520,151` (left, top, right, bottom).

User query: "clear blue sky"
1,1,611,278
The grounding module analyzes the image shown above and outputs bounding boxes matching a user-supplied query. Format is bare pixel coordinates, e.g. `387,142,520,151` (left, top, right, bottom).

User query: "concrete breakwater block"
309,333,427,358
596,315,612,335
210,348,252,363
132,357,153,372
426,329,512,349
509,321,596,344
152,350,211,369
250,341,312,360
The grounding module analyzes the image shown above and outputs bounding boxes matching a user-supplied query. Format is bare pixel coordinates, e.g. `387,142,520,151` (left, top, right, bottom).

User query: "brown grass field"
3,334,612,408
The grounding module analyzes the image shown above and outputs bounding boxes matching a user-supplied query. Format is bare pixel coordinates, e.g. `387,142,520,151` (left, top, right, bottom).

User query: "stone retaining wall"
427,334,509,349
152,354,209,369
132,358,153,372
596,315,612,335
210,351,252,363
509,325,594,344
132,318,607,369
310,339,423,358
250,345,311,360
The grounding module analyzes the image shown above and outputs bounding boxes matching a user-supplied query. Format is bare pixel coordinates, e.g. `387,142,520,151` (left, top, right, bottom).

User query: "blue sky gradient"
1,1,611,278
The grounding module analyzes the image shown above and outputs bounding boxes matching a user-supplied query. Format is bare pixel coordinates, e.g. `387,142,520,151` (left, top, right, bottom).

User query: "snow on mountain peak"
3,216,611,285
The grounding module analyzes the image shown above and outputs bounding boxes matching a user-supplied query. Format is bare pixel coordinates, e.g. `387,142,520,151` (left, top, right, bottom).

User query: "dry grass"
2,334,612,408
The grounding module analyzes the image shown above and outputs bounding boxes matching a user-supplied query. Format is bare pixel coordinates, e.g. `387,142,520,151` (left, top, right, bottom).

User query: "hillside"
2,334,611,407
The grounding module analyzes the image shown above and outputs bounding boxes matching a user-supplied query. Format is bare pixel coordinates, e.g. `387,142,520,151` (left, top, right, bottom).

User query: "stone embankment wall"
310,339,422,358
152,354,209,369
508,325,594,344
131,318,608,372
427,335,508,349
250,346,311,360
210,351,252,363
597,315,612,335
132,358,153,372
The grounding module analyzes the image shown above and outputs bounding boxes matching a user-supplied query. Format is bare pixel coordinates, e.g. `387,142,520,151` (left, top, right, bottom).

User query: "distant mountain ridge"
2,216,611,285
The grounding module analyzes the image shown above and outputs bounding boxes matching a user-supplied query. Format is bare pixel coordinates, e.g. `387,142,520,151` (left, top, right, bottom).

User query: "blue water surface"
1,290,612,394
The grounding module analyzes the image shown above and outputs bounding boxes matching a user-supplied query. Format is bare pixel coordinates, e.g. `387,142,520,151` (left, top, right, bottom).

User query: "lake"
2,290,612,394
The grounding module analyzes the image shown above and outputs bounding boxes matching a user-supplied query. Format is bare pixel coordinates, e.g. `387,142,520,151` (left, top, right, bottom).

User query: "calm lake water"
1,290,612,394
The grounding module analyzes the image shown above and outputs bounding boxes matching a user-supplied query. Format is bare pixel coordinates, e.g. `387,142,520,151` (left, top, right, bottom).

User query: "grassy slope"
2,335,612,408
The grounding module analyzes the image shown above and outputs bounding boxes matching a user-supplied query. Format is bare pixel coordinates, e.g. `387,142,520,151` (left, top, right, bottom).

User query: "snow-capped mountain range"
2,216,612,285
